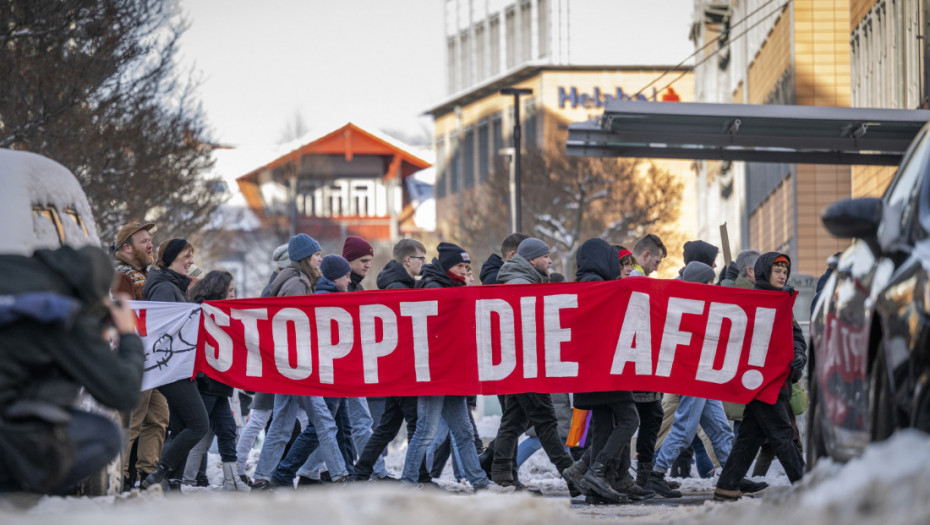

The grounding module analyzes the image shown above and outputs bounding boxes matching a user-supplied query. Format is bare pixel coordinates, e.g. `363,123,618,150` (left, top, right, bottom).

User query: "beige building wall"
745,1,854,276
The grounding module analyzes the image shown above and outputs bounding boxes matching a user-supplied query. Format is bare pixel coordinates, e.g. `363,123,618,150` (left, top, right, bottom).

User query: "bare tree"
278,111,310,144
453,148,684,277
0,0,224,246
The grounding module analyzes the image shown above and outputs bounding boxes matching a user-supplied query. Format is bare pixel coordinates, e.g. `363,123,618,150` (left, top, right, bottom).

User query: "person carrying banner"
402,243,511,492
353,239,430,482
140,239,210,491
628,234,666,278
645,262,742,498
292,253,390,483
182,270,245,491
110,222,170,490
489,238,575,488
478,233,527,285
561,238,643,504
0,245,145,495
713,252,807,501
342,236,373,292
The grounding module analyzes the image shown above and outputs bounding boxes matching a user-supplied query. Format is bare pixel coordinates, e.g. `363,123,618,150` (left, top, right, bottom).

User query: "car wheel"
806,376,827,468
868,346,896,441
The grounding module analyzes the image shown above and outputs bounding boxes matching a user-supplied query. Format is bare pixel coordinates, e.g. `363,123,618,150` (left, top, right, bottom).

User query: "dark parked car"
808,123,930,463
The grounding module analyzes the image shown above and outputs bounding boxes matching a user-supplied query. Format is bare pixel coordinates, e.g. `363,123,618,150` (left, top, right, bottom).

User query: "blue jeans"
427,417,464,480
271,395,348,485
516,437,571,469
654,396,733,473
402,396,488,487
253,394,302,481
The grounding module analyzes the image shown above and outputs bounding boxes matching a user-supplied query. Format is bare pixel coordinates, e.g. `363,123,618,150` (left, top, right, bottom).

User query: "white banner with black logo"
128,301,201,391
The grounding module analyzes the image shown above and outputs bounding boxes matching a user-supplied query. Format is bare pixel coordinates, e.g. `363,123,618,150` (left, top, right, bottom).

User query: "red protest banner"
194,278,797,404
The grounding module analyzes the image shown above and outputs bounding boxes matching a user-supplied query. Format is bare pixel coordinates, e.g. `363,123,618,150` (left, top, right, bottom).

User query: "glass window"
505,8,516,69
464,126,475,188
450,132,460,193
537,0,548,59
489,16,500,76
478,120,489,183
883,128,930,241
436,140,446,198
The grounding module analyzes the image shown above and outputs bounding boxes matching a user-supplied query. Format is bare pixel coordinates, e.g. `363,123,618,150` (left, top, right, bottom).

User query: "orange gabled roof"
238,122,431,184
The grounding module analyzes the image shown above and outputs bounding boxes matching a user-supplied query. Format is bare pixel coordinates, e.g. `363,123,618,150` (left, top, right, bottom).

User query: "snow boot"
611,472,655,501
561,458,588,497
140,465,173,492
713,486,742,501
738,478,768,494
643,470,682,498
583,462,628,504
222,462,244,491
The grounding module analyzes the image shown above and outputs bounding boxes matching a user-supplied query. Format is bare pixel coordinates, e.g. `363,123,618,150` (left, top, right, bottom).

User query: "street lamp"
500,87,532,233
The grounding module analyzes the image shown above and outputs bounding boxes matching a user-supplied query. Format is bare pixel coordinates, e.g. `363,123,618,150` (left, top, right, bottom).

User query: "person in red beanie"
342,235,374,291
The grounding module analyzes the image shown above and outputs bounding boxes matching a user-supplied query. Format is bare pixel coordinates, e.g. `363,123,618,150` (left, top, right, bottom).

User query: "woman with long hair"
140,239,210,491
182,270,245,490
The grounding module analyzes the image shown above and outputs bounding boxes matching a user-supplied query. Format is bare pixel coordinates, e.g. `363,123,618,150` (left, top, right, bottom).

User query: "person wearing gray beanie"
680,261,716,284
288,233,322,262
272,244,290,270
517,237,550,262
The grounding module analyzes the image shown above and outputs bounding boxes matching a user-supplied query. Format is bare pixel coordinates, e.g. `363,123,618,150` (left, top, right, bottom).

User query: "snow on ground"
2,426,929,525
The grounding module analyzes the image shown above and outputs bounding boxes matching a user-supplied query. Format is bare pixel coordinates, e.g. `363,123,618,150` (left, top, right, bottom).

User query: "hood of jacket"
753,251,791,292
498,254,547,284
142,267,191,301
575,238,620,282
479,254,504,285
377,260,416,289
315,276,341,294
416,259,460,288
683,240,719,267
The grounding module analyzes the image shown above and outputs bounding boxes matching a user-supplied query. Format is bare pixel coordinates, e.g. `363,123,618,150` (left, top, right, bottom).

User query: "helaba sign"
558,86,647,109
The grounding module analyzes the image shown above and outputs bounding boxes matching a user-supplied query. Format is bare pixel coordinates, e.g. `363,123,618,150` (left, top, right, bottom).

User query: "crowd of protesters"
0,219,808,504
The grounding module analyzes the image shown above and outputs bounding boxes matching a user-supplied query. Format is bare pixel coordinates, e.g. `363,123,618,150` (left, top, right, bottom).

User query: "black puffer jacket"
479,254,504,285
575,238,620,282
0,246,144,412
142,268,190,302
416,260,463,289
377,260,416,289
348,272,365,292
572,238,630,408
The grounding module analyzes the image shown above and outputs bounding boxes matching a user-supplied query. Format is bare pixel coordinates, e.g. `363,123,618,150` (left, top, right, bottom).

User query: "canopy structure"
566,101,930,165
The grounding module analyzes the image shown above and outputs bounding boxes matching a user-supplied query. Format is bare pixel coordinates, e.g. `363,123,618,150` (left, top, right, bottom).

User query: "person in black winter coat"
376,239,426,290
714,252,807,501
478,233,527,285
0,246,144,494
355,240,428,481
140,239,210,491
561,238,645,504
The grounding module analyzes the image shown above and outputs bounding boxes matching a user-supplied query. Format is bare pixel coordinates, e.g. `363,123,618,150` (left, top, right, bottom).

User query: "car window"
880,127,930,247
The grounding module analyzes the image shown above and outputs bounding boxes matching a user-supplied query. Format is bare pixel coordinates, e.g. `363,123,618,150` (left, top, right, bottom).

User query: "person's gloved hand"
790,354,805,371
724,261,739,281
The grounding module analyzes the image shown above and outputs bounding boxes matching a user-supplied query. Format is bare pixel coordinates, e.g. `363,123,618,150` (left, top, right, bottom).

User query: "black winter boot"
643,470,682,498
611,472,655,501
583,462,628,504
561,459,588,497
141,465,170,490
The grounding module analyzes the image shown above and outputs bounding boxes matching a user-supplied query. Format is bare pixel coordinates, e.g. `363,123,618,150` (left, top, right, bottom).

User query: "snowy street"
2,425,928,524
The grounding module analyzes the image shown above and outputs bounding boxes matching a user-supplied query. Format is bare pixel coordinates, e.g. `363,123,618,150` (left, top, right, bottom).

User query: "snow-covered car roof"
0,149,100,256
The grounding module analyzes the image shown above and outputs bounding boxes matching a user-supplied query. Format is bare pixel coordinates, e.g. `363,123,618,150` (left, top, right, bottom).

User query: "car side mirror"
822,197,882,239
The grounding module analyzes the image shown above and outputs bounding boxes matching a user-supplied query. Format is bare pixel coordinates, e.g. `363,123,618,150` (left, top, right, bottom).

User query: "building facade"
432,0,695,269
692,0,930,278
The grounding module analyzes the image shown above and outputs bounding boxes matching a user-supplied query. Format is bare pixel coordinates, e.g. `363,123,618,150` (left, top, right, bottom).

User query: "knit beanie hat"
288,234,321,262
681,261,716,284
158,238,189,268
342,236,373,262
320,254,351,281
517,237,550,261
437,242,470,271
272,244,290,269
